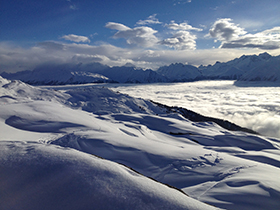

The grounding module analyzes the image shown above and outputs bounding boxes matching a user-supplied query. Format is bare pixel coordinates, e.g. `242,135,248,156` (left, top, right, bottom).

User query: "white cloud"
105,22,131,31
62,34,90,43
166,21,202,31
136,14,162,25
69,4,78,10
160,31,197,50
209,18,246,41
174,0,192,5
159,21,201,50
106,22,159,47
209,19,280,50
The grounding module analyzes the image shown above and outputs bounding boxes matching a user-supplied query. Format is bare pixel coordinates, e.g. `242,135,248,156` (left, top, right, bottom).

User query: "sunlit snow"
1,76,280,210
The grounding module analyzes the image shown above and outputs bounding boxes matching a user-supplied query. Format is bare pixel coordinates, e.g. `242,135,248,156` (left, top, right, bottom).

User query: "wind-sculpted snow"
1,76,280,210
64,86,162,115
0,141,219,210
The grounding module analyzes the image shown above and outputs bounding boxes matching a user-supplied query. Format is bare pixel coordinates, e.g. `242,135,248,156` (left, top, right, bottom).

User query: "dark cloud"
221,42,280,50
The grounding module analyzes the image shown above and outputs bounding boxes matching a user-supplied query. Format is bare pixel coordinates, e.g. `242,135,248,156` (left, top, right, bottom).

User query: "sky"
1,0,280,72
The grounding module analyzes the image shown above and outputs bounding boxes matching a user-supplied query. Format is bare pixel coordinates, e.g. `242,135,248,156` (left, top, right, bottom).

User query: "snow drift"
0,141,218,210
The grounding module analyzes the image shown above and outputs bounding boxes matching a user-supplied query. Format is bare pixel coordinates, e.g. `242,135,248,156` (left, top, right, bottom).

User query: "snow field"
1,76,280,210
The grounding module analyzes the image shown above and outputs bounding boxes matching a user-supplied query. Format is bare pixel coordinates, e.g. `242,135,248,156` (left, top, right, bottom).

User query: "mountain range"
1,52,280,85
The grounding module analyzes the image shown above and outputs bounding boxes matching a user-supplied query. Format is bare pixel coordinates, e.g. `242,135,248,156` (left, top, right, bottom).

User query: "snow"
108,81,280,139
0,141,217,210
157,63,202,81
1,52,280,84
1,76,280,210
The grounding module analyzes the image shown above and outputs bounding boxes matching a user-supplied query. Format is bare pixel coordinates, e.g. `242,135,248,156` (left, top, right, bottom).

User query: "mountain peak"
259,52,271,60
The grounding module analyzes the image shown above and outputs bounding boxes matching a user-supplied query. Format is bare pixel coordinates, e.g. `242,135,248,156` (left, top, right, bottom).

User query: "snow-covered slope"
1,76,280,210
0,141,218,210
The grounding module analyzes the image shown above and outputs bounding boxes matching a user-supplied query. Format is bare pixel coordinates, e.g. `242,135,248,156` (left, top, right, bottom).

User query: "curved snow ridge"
0,78,67,104
5,115,85,133
65,86,163,115
0,141,220,210
1,77,162,115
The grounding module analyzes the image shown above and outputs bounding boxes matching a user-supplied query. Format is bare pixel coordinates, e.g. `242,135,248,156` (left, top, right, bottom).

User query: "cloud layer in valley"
109,81,280,139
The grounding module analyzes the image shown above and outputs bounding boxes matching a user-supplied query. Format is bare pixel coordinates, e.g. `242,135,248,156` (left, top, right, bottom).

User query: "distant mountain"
1,63,110,85
237,54,280,82
157,63,202,82
1,63,167,85
1,52,280,84
199,52,280,82
199,52,276,80
99,66,168,83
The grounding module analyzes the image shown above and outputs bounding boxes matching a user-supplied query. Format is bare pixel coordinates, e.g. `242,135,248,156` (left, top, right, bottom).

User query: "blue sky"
1,0,280,72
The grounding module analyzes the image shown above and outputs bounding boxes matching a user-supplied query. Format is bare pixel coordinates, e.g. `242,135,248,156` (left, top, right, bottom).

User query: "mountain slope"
157,63,202,82
1,63,167,85
199,52,280,81
1,77,280,210
0,141,218,210
238,56,280,82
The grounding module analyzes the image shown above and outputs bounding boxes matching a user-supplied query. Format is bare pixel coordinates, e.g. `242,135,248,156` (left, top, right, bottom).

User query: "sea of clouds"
106,80,280,139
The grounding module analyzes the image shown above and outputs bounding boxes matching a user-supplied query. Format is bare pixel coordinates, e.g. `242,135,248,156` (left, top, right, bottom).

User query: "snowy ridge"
1,52,280,84
1,77,280,210
1,63,167,85
199,52,280,82
157,63,202,82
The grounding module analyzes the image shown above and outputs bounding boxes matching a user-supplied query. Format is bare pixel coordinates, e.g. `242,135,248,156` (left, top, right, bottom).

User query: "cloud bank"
110,81,280,139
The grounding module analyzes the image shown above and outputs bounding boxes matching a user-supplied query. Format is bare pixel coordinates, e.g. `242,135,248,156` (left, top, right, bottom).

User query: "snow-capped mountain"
1,76,280,210
1,63,167,85
157,63,202,82
97,66,168,83
238,55,280,82
1,52,279,85
0,63,110,85
199,52,280,81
